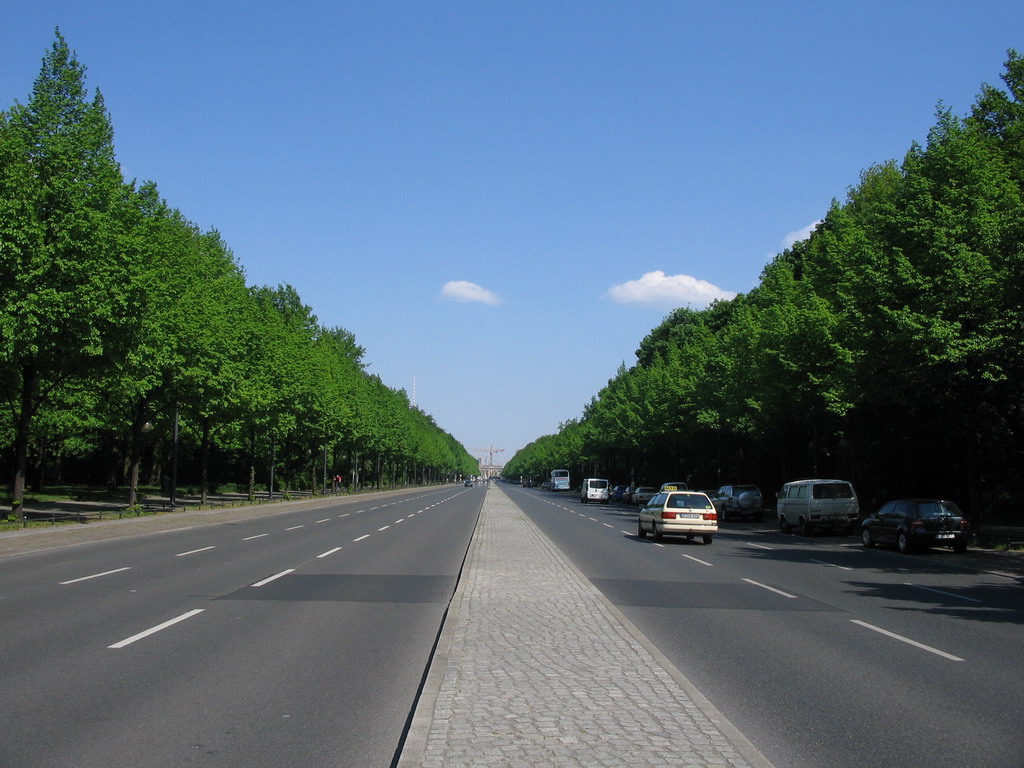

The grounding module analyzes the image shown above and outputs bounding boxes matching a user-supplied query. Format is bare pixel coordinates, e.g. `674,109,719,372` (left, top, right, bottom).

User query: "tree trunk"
11,366,36,521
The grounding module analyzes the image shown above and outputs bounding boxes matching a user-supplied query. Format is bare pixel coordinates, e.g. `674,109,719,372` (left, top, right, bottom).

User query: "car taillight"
910,519,925,530
703,512,717,521
661,511,675,520
960,519,969,530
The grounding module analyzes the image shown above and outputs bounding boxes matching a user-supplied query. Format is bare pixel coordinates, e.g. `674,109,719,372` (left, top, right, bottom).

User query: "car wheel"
798,518,814,536
861,527,875,548
652,523,663,542
779,516,792,534
897,531,913,554
637,518,646,539
702,534,713,545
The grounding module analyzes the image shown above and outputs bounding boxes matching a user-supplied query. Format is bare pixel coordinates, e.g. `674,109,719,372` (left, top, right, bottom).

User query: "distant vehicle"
631,486,657,506
777,479,859,536
550,469,570,492
861,499,969,553
464,479,474,487
621,485,635,504
540,481,552,491
712,484,765,522
637,490,718,544
658,481,689,492
580,478,610,504
609,485,628,502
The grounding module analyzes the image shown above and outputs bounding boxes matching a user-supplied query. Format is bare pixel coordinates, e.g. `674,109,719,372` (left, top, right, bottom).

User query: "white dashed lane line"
108,609,205,649
243,533,269,541
851,619,964,661
743,578,798,599
60,567,132,585
251,569,294,588
683,554,714,566
317,547,342,558
176,546,215,557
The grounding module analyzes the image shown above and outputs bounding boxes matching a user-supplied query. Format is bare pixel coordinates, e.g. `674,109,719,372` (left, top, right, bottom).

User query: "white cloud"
606,271,736,309
782,220,821,249
439,280,501,305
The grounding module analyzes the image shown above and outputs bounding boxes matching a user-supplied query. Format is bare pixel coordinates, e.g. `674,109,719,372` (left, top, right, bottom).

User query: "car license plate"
678,512,700,519
936,533,954,539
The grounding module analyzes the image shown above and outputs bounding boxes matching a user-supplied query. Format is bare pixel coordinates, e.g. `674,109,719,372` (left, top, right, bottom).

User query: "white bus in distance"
550,469,570,491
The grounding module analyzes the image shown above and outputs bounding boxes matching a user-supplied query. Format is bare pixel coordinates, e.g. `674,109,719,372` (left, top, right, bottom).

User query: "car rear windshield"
917,501,963,518
668,494,713,509
588,480,608,489
811,483,854,499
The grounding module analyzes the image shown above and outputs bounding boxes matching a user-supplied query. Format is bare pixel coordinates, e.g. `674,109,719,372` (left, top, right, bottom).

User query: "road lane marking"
60,567,131,585
743,578,798,598
285,525,304,531
746,542,773,550
810,559,853,571
850,619,964,661
339,513,350,518
176,546,216,557
905,583,983,603
109,609,205,649
243,533,269,541
378,525,390,531
603,523,613,528
353,534,370,542
316,518,331,524
317,547,342,558
252,569,295,587
683,554,714,566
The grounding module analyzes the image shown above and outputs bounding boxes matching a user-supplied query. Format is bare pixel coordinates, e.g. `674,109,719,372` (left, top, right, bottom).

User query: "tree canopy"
1,32,476,517
505,52,1024,526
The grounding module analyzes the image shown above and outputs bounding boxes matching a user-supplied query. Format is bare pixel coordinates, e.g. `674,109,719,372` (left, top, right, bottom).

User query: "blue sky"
4,2,1022,466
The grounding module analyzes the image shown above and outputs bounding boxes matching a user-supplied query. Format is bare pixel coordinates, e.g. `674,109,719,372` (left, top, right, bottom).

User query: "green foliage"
506,54,1024,518
0,32,476,510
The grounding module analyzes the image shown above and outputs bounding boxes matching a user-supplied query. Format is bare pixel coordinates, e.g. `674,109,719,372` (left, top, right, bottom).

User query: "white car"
637,490,718,544
580,478,610,504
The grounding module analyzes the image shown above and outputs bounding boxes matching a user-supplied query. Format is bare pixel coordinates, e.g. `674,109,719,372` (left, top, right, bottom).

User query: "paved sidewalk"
399,485,773,768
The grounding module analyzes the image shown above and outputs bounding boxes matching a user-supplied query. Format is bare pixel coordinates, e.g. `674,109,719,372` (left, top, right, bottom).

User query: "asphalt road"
504,485,1024,768
0,485,483,768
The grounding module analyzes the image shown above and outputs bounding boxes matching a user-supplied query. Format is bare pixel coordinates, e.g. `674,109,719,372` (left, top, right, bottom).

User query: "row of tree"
0,32,477,518
506,53,1024,526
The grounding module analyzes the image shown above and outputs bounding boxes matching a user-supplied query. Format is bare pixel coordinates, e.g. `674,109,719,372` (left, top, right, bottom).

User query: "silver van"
580,478,610,504
777,479,859,535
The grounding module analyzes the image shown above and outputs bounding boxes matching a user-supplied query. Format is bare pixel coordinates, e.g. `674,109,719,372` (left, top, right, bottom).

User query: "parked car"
620,485,635,504
712,484,765,521
609,485,628,502
777,478,859,535
637,490,718,544
580,478,610,504
861,499,969,553
631,486,657,506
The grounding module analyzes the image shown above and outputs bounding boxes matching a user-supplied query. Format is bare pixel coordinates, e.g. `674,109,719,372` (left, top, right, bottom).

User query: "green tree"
0,31,137,518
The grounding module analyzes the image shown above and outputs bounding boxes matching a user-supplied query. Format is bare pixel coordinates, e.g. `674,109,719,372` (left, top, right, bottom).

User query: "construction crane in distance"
475,446,505,465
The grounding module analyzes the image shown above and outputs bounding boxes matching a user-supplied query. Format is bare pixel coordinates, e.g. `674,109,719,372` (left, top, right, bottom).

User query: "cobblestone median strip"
400,486,774,768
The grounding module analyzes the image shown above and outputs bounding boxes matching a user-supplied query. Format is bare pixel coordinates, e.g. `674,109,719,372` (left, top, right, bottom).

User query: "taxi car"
637,490,718,544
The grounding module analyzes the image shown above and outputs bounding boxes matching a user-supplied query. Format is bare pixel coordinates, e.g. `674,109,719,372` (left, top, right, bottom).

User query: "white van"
580,478,610,504
777,479,859,535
